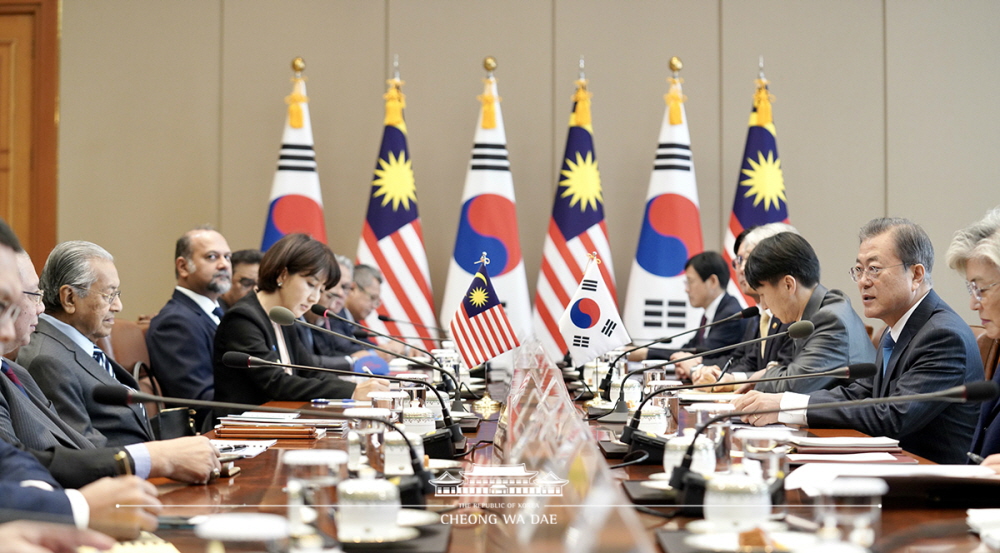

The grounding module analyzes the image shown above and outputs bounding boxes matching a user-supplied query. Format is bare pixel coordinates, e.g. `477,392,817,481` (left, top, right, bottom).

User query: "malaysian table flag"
558,255,630,366
532,73,617,362
449,258,520,369
356,75,438,349
723,68,789,306
440,63,532,344
261,59,328,251
622,64,704,344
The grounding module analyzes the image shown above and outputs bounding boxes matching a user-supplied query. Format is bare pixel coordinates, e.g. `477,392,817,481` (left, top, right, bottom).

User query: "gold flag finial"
587,252,601,264
753,56,773,127
669,56,683,73
478,58,500,129
570,58,592,127
286,58,308,129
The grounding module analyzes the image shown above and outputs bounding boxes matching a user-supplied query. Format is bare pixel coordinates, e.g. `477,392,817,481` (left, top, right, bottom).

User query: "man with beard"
146,228,232,424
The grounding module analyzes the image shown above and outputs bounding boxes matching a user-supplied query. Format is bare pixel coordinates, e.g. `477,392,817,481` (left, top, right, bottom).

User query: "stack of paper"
214,411,339,440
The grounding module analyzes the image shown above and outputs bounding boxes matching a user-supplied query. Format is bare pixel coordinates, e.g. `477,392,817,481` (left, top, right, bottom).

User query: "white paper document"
785,463,997,491
787,452,898,463
210,439,277,458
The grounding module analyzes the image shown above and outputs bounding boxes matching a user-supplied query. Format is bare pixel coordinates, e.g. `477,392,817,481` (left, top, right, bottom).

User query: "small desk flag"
559,255,630,366
449,260,520,369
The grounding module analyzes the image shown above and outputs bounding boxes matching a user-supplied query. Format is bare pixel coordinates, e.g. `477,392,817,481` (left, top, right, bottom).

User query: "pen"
968,452,986,464
312,398,357,405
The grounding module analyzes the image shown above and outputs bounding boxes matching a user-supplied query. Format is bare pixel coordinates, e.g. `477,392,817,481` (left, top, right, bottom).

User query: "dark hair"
733,227,755,257
0,218,22,253
744,232,821,289
231,248,264,268
860,217,934,281
684,251,730,288
257,234,338,292
174,225,217,278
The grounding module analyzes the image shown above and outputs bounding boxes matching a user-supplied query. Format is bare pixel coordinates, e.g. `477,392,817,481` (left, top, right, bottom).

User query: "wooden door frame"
0,0,58,261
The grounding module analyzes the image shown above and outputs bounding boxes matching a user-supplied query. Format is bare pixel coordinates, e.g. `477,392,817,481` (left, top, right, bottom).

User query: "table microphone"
668,380,1000,516
619,362,879,446
312,305,445,367
594,319,815,423
91,385,437,497
355,329,448,343
598,306,760,401
378,313,448,335
221,351,464,446
269,307,467,414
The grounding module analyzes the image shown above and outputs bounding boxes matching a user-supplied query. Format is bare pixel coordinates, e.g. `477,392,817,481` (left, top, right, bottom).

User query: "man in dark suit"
735,218,982,464
727,232,875,394
218,249,261,312
634,252,746,371
15,241,220,482
146,228,232,428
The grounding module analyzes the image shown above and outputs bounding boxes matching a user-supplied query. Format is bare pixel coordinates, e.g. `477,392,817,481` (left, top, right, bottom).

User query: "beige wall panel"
385,0,553,313
219,1,386,264
553,0,721,303
721,1,885,319
886,0,1000,324
59,0,223,319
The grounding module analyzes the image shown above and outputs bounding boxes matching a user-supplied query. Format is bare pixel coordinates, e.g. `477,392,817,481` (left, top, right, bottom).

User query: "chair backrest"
109,318,150,370
971,325,1000,381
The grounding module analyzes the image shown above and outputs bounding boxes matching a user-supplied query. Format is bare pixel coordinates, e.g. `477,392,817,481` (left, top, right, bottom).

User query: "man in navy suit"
735,218,982,464
636,252,746,369
147,227,233,405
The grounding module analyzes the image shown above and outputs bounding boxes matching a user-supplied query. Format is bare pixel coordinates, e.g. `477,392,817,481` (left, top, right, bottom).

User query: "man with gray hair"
16,241,221,482
146,227,232,426
345,264,409,361
734,218,983,464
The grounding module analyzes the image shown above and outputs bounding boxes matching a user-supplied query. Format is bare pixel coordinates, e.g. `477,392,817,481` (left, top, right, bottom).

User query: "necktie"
0,359,27,396
93,347,115,379
881,332,895,376
695,314,708,346
759,311,772,358
212,306,224,321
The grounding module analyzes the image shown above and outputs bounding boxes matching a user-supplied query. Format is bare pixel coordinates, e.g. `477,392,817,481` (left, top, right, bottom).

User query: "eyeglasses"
74,287,122,305
967,280,1000,302
848,263,905,282
22,290,43,305
0,299,21,323
359,288,381,308
731,255,745,271
236,278,256,288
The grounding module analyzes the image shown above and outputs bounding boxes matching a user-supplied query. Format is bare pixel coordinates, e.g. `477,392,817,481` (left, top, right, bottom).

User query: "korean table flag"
558,254,631,366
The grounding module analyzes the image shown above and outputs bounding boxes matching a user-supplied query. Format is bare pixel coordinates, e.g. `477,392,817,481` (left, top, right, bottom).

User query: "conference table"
151,400,986,552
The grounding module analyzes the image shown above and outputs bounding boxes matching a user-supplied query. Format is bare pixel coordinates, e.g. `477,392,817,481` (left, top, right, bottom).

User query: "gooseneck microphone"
311,305,445,367
91,385,436,496
618,363,879,445
594,319,815,423
378,313,447,335
667,380,1000,516
598,306,760,400
268,307,465,413
221,351,463,444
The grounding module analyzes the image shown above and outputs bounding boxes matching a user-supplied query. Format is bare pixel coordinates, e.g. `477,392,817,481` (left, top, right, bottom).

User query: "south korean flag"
558,254,631,366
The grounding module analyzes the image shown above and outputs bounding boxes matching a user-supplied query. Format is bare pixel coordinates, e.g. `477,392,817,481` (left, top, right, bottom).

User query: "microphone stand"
322,309,445,367
96,388,436,499
597,307,757,401
229,354,464,445
668,382,998,516
594,321,812,423
379,313,448,335
277,311,468,414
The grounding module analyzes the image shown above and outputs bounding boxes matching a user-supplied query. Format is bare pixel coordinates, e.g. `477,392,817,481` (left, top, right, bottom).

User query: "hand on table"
732,391,782,426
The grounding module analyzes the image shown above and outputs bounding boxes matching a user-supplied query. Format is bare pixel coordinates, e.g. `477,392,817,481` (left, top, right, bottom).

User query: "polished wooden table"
152,401,985,552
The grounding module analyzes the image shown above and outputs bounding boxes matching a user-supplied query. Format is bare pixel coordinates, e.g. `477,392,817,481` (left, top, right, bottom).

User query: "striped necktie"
93,347,115,379
881,333,895,376
0,359,27,396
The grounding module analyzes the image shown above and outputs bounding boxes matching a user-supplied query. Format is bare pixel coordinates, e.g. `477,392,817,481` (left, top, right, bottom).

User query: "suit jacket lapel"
877,291,938,397
6,360,94,449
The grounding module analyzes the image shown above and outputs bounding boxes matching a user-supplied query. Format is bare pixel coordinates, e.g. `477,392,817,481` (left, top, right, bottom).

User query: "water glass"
703,472,771,531
816,478,888,548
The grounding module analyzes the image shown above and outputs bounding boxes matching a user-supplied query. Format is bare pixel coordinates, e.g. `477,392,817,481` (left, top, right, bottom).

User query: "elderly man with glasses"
735,218,983,465
16,241,221,482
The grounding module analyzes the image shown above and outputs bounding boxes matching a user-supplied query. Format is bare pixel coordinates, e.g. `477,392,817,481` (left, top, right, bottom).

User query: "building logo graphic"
430,464,568,497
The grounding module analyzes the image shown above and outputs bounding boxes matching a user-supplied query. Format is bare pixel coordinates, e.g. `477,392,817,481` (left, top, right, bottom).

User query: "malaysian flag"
532,74,616,362
356,76,438,349
622,68,704,344
261,61,327,250
449,259,520,369
441,68,532,347
723,68,788,306
558,255,630,366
